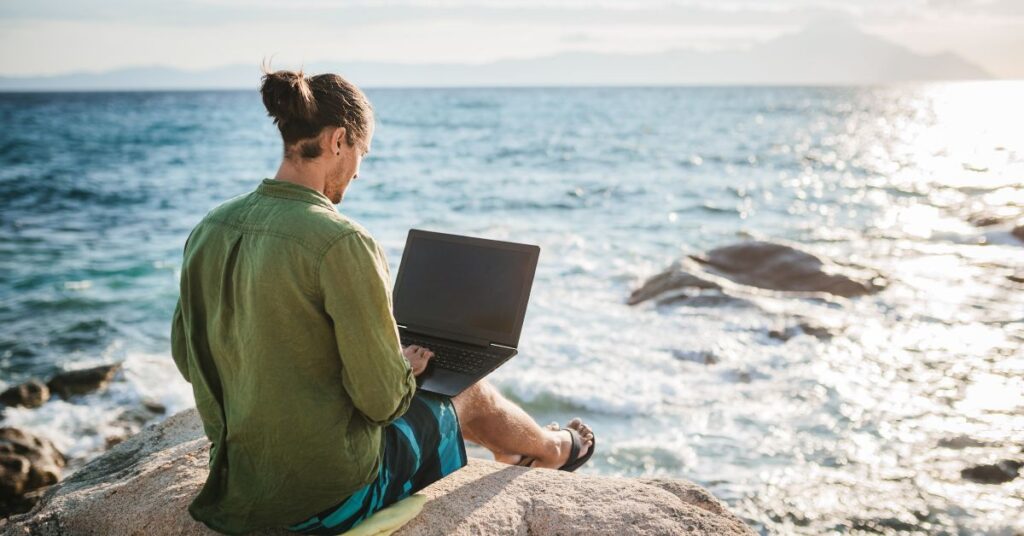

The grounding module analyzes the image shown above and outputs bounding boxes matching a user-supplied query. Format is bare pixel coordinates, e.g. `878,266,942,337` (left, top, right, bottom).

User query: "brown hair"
259,60,374,159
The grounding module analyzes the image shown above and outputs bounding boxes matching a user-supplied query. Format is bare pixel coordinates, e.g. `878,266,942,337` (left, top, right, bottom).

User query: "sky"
1,0,1022,78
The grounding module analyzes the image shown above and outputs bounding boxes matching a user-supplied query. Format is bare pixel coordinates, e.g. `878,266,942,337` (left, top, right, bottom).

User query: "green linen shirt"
170,178,417,535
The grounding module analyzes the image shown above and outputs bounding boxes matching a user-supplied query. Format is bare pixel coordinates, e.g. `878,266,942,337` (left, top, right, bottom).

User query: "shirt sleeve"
170,297,191,383
171,228,196,385
320,231,416,426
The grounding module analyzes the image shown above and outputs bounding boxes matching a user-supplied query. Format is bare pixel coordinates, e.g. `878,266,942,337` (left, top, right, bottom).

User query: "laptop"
393,229,540,396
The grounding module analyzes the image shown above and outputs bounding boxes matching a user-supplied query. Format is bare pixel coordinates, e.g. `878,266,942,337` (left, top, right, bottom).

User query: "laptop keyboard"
400,335,499,376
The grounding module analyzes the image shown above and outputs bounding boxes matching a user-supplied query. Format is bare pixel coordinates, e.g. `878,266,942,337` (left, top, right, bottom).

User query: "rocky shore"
2,408,755,535
4,233,1022,532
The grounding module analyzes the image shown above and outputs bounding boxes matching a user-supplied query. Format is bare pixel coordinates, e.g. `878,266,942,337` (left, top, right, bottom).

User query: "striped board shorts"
286,391,468,535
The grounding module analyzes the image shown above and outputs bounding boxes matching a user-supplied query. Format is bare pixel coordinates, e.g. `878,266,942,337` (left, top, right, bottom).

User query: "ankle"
536,429,568,465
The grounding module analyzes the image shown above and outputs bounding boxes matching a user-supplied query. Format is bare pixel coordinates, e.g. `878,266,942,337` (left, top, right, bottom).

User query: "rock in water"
1,409,754,536
626,261,720,305
45,364,121,399
692,241,884,297
630,241,886,305
937,435,989,450
0,381,50,409
0,428,66,517
960,460,1023,484
1012,224,1024,242
768,322,839,342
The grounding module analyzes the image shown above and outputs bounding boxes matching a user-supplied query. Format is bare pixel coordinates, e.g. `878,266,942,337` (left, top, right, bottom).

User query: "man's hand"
402,345,434,376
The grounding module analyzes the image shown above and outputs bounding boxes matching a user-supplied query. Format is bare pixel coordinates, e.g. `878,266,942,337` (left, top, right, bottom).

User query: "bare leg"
452,380,593,469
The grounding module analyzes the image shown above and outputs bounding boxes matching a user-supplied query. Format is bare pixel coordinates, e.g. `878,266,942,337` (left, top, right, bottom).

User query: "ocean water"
1,84,1022,534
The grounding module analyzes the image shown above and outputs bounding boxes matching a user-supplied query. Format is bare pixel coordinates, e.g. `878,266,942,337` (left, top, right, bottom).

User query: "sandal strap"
561,427,582,470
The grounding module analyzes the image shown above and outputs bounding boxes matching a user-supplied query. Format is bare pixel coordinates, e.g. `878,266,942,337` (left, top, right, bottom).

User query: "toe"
570,421,594,448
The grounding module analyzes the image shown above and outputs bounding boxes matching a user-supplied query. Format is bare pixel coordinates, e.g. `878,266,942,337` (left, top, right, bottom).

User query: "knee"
453,380,499,419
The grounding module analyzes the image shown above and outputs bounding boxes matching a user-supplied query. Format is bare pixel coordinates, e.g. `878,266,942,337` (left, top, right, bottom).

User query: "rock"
671,350,720,365
629,241,885,306
1006,273,1024,284
960,459,1022,484
968,213,1010,227
965,205,1022,227
115,406,161,428
0,428,66,517
45,364,121,399
627,261,720,305
937,435,988,449
0,381,50,409
656,291,757,309
142,399,167,415
2,409,754,535
399,460,753,536
692,241,885,297
768,322,839,342
1012,224,1024,242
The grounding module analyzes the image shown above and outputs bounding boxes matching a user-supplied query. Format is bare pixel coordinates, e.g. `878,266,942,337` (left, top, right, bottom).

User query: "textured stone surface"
0,428,66,517
1,409,754,535
630,240,886,305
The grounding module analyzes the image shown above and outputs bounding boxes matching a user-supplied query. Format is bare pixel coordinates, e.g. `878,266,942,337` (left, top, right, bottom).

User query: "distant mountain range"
0,22,990,91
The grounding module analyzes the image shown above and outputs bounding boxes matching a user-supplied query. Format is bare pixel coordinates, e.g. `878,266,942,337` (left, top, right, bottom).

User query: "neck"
273,158,326,194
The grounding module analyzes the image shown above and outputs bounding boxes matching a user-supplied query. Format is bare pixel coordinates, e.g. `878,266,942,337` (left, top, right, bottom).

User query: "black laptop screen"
393,230,539,347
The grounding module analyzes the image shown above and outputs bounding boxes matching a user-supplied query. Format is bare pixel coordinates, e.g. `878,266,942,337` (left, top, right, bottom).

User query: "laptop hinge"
489,342,515,350
397,324,489,348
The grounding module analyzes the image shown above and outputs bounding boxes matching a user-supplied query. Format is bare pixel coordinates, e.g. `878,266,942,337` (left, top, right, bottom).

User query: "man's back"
171,178,416,535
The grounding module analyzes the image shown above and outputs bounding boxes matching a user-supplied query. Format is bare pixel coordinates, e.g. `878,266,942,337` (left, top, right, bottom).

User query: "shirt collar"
256,178,337,210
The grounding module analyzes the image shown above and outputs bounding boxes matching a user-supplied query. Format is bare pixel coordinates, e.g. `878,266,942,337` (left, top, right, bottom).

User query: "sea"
1,83,1022,534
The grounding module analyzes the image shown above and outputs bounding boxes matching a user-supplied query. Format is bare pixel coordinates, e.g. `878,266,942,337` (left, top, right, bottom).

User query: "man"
171,67,594,535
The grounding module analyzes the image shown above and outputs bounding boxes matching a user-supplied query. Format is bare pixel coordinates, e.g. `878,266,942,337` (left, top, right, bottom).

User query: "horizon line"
2,79,1019,94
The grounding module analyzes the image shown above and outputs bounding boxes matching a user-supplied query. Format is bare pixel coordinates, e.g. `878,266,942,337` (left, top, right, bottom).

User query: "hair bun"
259,65,318,124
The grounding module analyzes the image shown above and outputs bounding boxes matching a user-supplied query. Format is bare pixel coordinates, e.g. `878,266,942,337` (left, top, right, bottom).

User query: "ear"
329,126,348,155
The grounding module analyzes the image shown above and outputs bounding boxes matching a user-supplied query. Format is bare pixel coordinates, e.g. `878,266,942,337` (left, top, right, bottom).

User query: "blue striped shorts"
286,391,468,535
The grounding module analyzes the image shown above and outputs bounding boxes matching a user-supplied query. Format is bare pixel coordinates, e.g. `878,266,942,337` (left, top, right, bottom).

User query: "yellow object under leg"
339,494,427,536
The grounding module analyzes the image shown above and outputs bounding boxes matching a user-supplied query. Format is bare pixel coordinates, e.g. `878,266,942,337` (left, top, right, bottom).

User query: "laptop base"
411,344,518,397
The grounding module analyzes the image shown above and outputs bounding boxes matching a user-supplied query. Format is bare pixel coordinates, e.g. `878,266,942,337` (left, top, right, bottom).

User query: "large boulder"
0,428,66,517
629,241,886,305
0,409,753,535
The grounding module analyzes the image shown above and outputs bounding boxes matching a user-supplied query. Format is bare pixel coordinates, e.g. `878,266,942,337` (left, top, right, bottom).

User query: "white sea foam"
1,349,193,465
